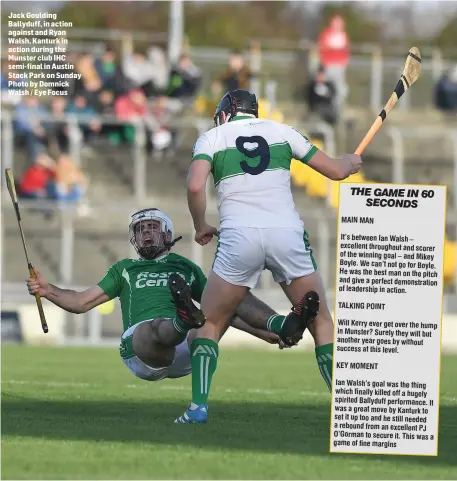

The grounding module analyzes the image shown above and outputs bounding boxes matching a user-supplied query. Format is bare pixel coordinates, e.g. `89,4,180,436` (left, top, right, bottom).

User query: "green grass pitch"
2,345,457,479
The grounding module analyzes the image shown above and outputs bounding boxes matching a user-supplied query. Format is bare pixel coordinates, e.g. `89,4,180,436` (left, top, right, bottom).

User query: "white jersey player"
175,89,362,424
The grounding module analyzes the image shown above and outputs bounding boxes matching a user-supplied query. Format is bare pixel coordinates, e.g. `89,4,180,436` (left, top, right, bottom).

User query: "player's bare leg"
174,270,248,424
233,293,277,329
132,319,178,368
198,270,248,340
234,291,309,348
281,271,334,391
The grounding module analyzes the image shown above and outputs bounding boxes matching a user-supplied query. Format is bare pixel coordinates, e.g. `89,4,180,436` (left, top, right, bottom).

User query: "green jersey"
97,253,207,333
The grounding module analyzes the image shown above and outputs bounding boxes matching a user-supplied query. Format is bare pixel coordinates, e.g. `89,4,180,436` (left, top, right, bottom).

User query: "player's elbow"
70,303,88,314
73,292,92,314
187,178,205,194
75,305,89,314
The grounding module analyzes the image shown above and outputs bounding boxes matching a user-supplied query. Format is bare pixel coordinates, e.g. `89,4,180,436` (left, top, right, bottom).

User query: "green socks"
172,315,192,334
316,343,333,392
190,338,219,405
266,314,286,334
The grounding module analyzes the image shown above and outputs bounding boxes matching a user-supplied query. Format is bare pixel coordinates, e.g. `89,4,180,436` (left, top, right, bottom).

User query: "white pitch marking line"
2,380,456,404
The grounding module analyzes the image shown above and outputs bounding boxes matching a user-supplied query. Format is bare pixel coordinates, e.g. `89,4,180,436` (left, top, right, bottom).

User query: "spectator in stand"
46,154,88,206
18,156,55,200
115,88,152,144
96,90,116,115
122,48,169,98
13,95,54,165
167,53,202,101
212,49,253,96
79,77,103,106
433,66,457,117
65,94,102,144
94,45,131,95
148,47,169,94
114,88,172,154
150,96,175,154
318,14,350,111
122,51,155,98
114,88,148,122
48,96,70,155
72,53,102,97
94,46,116,88
96,89,123,144
305,65,338,125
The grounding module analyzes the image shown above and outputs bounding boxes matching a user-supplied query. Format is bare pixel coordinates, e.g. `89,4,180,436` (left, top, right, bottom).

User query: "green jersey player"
26,208,301,386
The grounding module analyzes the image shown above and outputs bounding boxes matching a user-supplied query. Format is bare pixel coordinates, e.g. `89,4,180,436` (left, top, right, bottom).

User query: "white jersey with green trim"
192,116,318,229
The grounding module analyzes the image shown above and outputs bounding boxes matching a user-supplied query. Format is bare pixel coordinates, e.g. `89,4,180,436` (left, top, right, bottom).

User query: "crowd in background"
0,44,264,213
1,44,203,210
303,14,457,122
1,13,456,213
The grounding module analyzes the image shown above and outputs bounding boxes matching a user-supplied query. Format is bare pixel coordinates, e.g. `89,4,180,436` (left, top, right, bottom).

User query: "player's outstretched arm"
307,150,362,181
26,269,109,314
283,123,362,181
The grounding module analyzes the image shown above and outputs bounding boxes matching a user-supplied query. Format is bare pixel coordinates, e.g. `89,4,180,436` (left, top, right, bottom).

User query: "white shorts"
120,320,192,382
213,227,317,289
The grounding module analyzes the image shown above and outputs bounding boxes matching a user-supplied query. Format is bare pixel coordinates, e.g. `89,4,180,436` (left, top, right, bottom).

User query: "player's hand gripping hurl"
26,270,50,297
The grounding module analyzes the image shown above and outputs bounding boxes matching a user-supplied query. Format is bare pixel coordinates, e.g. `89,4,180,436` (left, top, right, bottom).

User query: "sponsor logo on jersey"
134,271,195,289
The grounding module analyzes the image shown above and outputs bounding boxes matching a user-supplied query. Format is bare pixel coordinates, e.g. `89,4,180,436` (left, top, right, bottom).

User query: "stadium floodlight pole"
168,0,184,65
